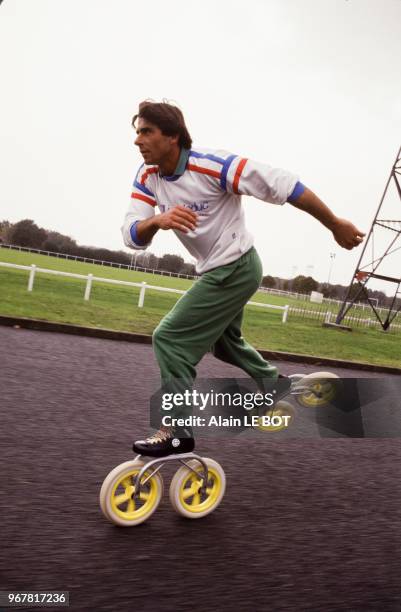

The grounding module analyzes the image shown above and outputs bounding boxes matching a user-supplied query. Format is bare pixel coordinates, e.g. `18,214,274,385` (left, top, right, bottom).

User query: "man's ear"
171,134,179,146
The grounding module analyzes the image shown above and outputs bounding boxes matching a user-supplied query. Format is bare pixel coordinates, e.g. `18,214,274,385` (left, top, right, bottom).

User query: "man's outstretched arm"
289,187,365,250
220,155,365,250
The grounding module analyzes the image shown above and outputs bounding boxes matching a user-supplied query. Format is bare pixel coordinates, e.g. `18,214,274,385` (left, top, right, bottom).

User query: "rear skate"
256,371,340,432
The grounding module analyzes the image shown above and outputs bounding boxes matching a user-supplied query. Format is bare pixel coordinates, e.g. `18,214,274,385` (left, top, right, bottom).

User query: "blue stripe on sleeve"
133,164,155,197
189,150,225,165
132,164,144,186
287,181,306,203
220,154,237,191
134,180,155,197
130,221,145,246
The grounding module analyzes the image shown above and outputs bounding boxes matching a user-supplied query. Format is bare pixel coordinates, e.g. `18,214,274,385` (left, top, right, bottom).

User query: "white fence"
0,243,198,280
0,262,290,322
260,285,384,314
3,243,393,318
1,261,399,331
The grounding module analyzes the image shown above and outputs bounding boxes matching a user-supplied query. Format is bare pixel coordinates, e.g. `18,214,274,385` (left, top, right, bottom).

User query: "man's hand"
135,205,198,245
331,218,365,250
157,205,198,233
290,188,365,251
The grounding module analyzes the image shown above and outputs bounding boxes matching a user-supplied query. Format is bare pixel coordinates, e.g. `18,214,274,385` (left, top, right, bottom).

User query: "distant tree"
179,262,196,276
134,252,148,268
159,254,185,273
292,275,318,294
348,282,364,302
8,219,47,248
2,218,207,275
319,283,339,298
335,285,349,300
331,284,344,299
0,220,13,243
261,275,276,288
42,231,77,254
90,248,117,263
113,250,131,265
367,289,386,307
147,253,159,269
304,276,319,293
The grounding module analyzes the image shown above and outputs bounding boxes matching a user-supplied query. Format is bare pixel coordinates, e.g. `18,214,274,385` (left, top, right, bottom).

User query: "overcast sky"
1,0,400,286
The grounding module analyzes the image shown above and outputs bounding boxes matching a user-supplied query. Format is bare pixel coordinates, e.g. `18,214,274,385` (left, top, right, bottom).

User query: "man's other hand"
331,218,365,250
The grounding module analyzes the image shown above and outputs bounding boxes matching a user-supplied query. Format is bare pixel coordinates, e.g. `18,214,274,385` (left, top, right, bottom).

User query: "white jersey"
121,148,299,274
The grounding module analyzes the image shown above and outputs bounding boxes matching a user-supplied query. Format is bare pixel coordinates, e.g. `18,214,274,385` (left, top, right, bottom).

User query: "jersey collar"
160,148,190,181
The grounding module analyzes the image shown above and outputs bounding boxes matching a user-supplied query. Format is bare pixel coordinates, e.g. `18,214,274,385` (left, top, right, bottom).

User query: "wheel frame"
294,371,340,408
169,458,226,519
100,459,163,527
288,373,305,383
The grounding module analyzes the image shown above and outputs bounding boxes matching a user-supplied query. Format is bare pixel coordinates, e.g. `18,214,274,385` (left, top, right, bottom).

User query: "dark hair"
132,100,192,149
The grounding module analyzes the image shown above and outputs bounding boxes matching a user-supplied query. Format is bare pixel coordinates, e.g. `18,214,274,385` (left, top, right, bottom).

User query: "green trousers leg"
211,307,275,381
152,247,277,419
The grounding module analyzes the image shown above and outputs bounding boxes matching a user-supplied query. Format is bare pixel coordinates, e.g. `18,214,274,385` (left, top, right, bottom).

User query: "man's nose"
134,134,141,146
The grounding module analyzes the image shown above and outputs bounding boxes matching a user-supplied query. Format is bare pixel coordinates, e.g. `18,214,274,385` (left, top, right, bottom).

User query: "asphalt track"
1,326,401,612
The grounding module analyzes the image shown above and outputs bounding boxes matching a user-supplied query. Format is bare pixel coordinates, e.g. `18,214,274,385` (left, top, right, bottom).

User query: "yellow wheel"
295,372,340,408
257,400,295,432
169,458,226,519
99,459,163,526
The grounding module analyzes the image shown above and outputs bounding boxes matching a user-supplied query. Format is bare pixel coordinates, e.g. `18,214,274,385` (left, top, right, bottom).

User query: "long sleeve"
121,164,158,250
221,153,299,205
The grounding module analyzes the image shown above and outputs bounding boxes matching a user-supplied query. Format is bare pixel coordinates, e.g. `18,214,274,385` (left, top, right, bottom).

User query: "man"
121,100,364,457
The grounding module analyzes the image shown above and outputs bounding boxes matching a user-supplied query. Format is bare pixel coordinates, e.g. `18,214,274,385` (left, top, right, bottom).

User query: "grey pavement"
0,326,401,612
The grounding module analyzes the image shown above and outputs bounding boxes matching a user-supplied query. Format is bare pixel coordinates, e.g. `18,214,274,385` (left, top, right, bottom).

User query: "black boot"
133,426,195,458
277,374,292,394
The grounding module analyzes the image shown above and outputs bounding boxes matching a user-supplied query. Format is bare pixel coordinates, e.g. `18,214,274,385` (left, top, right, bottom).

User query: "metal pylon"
335,145,401,331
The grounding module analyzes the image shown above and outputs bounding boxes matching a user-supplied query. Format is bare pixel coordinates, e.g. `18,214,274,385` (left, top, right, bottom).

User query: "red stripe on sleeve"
140,167,159,184
233,158,248,194
187,164,221,179
131,192,156,207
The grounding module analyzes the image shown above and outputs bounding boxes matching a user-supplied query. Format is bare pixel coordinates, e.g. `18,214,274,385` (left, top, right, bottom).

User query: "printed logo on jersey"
186,201,209,213
159,201,210,214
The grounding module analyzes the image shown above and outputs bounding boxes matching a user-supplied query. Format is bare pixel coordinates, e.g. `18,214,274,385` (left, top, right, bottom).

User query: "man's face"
134,117,178,166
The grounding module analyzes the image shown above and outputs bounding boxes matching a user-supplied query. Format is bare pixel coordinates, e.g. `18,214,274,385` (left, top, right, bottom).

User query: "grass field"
0,247,388,318
1,247,400,368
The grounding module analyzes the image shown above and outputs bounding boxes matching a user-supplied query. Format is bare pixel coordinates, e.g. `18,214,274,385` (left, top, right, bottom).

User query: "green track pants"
153,247,278,419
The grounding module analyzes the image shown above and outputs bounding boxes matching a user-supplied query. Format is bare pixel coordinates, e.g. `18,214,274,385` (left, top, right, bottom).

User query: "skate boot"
133,425,195,458
258,374,292,399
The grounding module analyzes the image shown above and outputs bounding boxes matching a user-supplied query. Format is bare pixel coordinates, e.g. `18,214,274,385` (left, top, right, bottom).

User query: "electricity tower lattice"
335,145,401,331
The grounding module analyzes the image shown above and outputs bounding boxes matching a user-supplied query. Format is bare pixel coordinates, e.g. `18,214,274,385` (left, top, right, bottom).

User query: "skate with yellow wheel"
100,433,226,527
256,371,340,432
